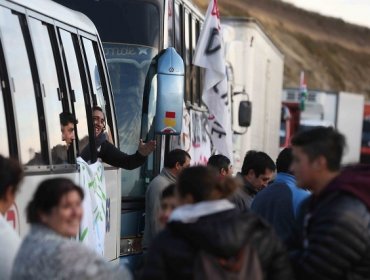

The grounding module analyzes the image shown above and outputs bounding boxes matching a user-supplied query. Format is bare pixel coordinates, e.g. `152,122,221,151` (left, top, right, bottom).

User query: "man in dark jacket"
289,126,370,280
81,106,155,169
251,148,310,242
229,150,276,211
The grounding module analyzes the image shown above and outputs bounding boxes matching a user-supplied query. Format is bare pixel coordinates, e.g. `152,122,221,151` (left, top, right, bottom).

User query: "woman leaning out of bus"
11,178,131,280
140,166,294,280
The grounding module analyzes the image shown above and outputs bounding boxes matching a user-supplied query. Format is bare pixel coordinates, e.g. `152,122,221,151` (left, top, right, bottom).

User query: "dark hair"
177,166,238,202
0,155,23,199
207,154,231,173
59,112,77,126
161,184,176,200
276,148,293,174
27,178,84,224
291,126,346,171
93,105,104,115
241,150,276,177
164,149,191,168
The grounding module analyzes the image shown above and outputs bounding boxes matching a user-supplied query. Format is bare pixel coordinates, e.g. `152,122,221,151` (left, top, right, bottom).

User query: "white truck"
222,17,285,171
282,89,365,164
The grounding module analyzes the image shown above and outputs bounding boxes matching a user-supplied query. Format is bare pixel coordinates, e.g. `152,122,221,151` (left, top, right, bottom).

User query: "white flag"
193,0,233,161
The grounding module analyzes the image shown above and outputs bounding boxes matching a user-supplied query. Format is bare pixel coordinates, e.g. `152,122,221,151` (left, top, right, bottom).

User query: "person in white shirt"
0,155,23,280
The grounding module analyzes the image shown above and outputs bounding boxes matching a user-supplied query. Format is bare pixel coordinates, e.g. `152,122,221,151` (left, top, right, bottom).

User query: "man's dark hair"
164,149,191,168
291,126,346,171
276,148,293,174
207,154,231,173
161,184,176,200
60,112,77,126
241,150,276,177
92,105,104,114
0,155,23,199
27,178,84,224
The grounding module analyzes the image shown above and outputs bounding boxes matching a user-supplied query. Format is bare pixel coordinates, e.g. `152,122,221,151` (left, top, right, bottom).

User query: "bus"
0,0,125,261
52,0,206,267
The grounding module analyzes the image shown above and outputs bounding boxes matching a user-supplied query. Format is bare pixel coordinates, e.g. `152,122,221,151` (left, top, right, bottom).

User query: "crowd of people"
1,126,370,279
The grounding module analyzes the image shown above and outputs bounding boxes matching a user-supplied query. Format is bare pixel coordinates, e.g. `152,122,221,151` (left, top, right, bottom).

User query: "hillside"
193,0,370,99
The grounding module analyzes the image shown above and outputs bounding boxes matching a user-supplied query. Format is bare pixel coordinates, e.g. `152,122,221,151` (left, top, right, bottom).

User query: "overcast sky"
281,0,370,28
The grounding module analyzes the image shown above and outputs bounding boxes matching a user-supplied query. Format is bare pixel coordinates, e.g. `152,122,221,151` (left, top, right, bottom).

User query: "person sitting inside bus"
80,106,156,169
60,112,77,149
51,112,77,164
11,178,132,279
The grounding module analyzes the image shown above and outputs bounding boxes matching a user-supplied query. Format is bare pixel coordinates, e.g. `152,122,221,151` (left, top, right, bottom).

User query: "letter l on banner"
193,0,233,161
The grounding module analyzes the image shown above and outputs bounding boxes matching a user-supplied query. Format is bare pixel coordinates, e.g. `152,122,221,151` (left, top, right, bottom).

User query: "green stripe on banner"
80,228,88,241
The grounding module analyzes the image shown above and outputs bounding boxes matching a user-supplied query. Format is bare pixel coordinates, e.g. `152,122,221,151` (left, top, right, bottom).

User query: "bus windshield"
104,43,158,196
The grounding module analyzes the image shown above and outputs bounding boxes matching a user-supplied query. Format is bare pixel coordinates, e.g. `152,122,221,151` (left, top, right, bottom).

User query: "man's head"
276,148,293,174
290,127,345,192
241,150,276,191
158,184,177,230
164,149,191,176
207,154,233,177
92,106,106,137
60,112,77,147
0,155,23,215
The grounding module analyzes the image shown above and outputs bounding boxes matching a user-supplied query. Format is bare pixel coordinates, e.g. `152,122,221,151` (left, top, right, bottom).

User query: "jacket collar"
169,199,235,223
160,167,177,183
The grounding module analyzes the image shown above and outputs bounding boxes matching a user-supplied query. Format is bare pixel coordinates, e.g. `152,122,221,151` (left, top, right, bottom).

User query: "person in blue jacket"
251,147,310,242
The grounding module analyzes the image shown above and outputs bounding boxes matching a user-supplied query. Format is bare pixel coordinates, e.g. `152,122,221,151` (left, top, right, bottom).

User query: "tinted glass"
59,29,89,152
174,3,182,54
53,0,160,48
104,43,157,195
28,18,66,164
0,7,42,165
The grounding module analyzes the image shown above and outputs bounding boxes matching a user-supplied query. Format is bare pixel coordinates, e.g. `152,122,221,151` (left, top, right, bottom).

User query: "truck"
281,88,365,164
222,17,285,171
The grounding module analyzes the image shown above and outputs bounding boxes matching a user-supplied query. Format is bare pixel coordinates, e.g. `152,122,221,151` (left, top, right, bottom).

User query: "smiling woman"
11,178,131,280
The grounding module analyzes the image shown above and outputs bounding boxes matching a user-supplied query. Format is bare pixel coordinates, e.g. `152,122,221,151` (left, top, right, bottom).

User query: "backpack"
194,243,263,280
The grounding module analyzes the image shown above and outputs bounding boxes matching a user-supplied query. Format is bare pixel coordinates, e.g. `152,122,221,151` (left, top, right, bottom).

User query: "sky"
281,0,370,29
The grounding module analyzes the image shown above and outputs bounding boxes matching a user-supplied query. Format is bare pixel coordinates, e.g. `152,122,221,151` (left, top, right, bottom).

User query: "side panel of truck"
222,18,284,170
337,92,364,164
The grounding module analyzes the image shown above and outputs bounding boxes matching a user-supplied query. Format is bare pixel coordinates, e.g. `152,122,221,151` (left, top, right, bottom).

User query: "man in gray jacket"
143,149,191,248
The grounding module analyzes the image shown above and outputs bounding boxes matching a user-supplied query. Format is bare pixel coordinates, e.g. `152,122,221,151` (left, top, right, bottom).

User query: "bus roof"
2,0,97,34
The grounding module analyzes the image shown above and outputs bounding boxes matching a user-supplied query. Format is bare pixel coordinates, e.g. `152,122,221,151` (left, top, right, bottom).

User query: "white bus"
0,0,136,262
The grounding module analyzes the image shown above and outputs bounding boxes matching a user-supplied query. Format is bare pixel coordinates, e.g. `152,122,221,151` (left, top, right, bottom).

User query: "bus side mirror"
155,48,184,135
239,100,252,127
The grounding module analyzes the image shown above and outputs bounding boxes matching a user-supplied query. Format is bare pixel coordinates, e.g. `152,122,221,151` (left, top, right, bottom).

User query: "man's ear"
220,168,227,177
315,156,327,170
246,169,256,179
175,162,181,170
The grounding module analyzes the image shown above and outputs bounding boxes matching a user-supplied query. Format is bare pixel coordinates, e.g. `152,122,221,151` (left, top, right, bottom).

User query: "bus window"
28,18,65,164
0,7,42,165
167,0,174,47
174,2,182,54
184,10,191,102
81,38,105,111
191,17,199,105
0,86,9,157
59,29,90,154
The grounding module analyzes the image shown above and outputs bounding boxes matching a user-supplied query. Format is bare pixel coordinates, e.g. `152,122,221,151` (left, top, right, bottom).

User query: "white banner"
190,110,212,165
77,157,106,256
193,0,233,161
